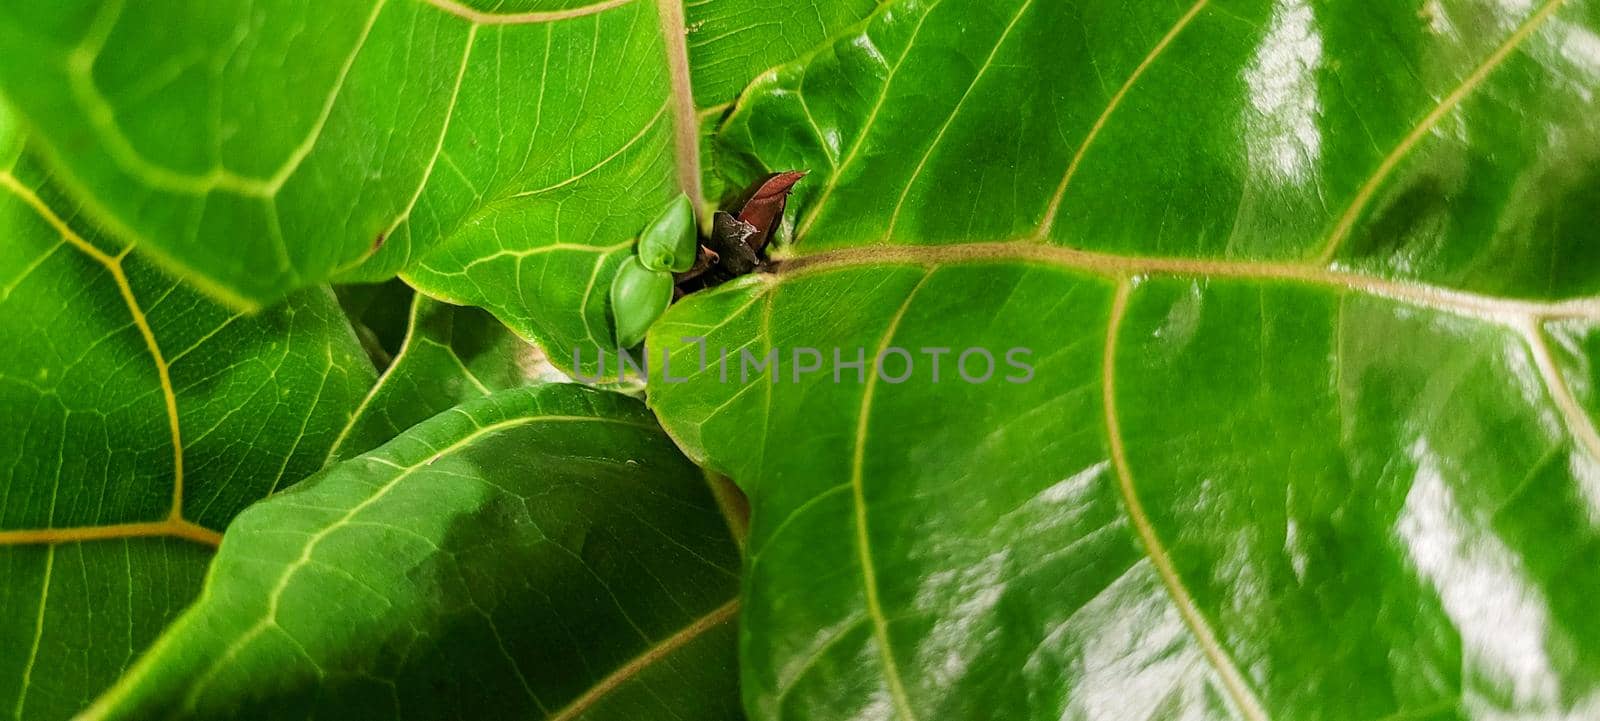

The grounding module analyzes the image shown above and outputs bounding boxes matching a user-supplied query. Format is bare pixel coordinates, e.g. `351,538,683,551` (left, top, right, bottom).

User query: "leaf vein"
1101,281,1269,721
424,0,639,25
1520,320,1600,461
883,0,1037,240
848,269,934,721
777,241,1600,325
0,173,190,526
1035,0,1210,240
1314,0,1566,262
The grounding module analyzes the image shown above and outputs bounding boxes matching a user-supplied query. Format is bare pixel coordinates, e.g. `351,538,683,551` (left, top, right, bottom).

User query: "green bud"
636,194,697,273
609,256,674,348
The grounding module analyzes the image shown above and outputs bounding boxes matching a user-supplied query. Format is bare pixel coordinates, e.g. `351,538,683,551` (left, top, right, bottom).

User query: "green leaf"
0,0,882,378
649,0,1600,718
329,294,566,461
683,0,881,110
684,0,881,203
79,385,744,721
0,136,375,720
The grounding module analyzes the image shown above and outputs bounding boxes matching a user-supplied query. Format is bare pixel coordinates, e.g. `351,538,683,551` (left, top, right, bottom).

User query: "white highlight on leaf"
1283,518,1309,580
915,551,1006,684
1242,0,1323,184
1539,322,1600,523
1495,0,1538,33
1555,20,1600,102
1568,453,1600,527
1422,0,1455,36
909,464,1109,690
1397,440,1562,711
1071,564,1215,721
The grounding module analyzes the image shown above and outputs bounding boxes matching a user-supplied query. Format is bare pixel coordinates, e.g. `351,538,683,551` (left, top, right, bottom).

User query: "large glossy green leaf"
0,128,375,720
0,0,880,378
329,293,567,460
648,0,1600,718
78,385,744,721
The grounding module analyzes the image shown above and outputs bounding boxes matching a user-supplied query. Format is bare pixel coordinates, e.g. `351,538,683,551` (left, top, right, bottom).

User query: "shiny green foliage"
647,0,1600,718
0,0,881,378
4,0,1599,719
0,0,880,716
78,386,743,721
0,127,374,721
330,294,565,460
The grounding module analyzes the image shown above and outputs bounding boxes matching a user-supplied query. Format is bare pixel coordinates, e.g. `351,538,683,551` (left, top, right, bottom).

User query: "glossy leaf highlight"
650,0,1600,718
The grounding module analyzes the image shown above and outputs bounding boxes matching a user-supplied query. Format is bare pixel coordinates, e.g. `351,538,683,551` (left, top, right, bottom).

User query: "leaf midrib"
774,242,1600,324
771,240,1600,461
654,0,705,214
697,243,1599,719
423,0,639,25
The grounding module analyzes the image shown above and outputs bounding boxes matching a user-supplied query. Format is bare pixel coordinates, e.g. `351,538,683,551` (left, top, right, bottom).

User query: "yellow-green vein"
1035,0,1210,240
775,241,1600,325
1314,0,1565,263
12,546,54,721
1520,319,1600,462
424,0,639,24
882,0,1036,240
656,0,704,214
545,598,740,721
793,0,946,240
0,172,215,547
848,270,933,721
1102,280,1269,721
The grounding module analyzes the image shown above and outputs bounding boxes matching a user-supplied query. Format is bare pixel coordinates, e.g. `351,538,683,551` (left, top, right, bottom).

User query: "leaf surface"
648,0,1600,718
80,385,744,721
329,294,567,460
0,0,882,378
0,128,375,720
